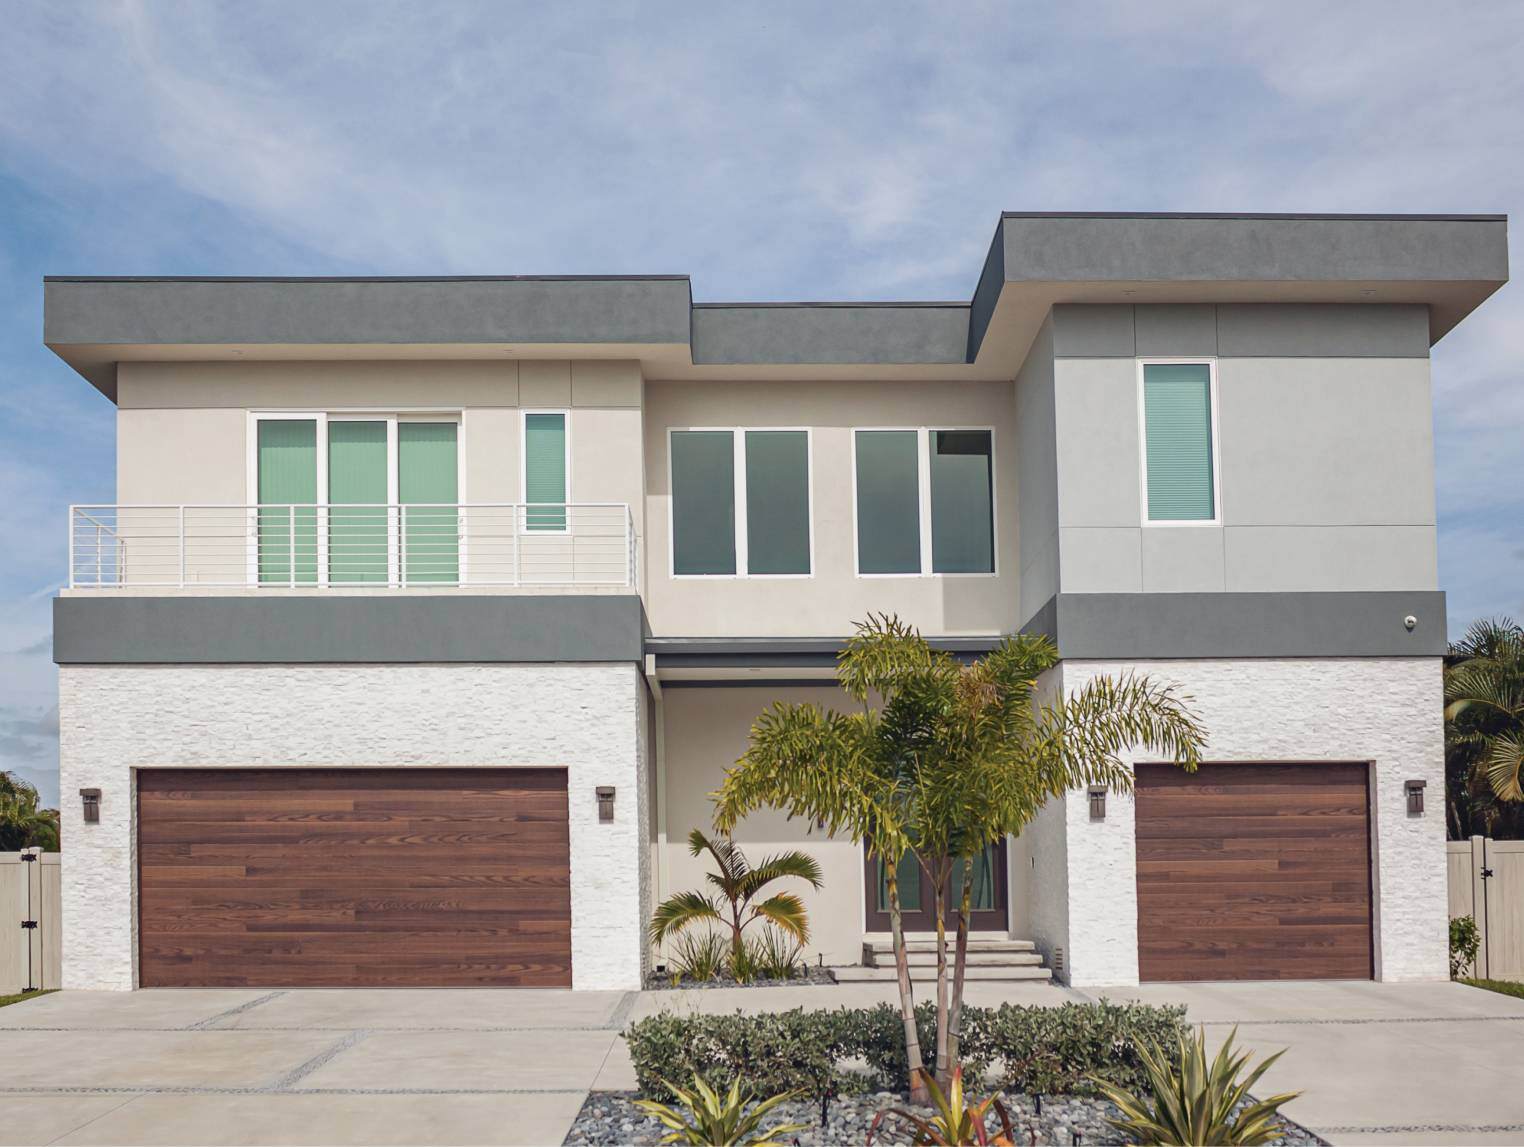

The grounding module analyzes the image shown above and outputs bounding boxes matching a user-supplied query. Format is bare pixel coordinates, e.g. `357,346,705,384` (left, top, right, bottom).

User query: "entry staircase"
832,938,1051,983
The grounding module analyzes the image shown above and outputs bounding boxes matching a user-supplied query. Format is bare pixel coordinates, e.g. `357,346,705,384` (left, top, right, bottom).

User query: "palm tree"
0,771,60,852
1445,618,1524,836
649,829,823,978
714,614,1206,1099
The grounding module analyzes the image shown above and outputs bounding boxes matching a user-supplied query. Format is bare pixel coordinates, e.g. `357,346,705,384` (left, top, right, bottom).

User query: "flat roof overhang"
46,213,1508,400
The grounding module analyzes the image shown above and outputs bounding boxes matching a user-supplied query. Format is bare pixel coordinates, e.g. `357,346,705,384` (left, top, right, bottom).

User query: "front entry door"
864,840,1008,932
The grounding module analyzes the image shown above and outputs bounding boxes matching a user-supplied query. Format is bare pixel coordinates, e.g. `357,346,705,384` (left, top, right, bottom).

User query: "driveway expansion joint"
270,1028,372,1090
187,990,289,1029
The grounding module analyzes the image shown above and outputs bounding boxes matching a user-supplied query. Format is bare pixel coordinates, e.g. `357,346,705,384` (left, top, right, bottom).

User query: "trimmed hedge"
624,1000,1188,1102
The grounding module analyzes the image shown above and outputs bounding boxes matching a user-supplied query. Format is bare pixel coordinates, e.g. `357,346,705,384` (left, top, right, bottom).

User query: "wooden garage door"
138,768,571,988
1135,762,1373,982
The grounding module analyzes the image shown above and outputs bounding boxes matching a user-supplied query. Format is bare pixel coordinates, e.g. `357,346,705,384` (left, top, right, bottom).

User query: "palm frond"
738,850,823,897
648,890,724,942
1484,731,1524,802
748,892,810,943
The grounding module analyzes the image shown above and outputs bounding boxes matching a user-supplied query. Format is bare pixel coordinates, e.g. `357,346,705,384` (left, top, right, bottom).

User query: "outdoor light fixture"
1406,779,1426,816
1087,786,1106,821
596,786,616,823
80,788,101,824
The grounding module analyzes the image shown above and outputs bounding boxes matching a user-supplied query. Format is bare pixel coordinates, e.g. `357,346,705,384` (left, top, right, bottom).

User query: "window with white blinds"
1142,362,1217,522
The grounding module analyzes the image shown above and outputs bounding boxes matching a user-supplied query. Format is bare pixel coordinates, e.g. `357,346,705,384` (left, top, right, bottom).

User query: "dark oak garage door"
138,768,571,988
1135,762,1373,982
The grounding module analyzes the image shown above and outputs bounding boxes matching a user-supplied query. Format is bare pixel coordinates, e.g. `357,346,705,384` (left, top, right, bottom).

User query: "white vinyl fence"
0,850,60,994
1448,836,1524,981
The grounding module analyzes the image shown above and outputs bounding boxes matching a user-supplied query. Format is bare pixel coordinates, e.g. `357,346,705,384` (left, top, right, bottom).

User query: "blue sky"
2,2,1521,807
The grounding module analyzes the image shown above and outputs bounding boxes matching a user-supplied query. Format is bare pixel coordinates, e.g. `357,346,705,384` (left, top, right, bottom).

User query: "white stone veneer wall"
57,662,647,991
1052,657,1447,986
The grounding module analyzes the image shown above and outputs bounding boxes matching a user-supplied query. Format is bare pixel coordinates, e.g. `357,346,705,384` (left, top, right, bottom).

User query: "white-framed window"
851,426,997,577
247,410,463,585
667,427,813,578
1137,359,1221,526
521,409,570,533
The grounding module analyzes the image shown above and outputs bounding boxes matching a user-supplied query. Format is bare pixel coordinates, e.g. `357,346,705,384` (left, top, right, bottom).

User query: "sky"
1,1,1521,808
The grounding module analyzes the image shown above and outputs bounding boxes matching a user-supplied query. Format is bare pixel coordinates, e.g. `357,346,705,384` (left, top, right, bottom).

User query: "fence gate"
0,849,61,994
1448,835,1524,981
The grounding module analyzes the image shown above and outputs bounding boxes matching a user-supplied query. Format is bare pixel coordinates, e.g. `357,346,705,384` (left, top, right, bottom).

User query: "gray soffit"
1020,591,1449,660
647,635,1004,671
53,594,647,665
45,212,1508,397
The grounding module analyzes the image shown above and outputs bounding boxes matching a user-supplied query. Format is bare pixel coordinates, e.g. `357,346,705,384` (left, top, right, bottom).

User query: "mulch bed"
642,966,839,990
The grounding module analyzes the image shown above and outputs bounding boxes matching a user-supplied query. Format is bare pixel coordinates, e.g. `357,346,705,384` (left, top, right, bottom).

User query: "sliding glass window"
855,427,995,576
670,429,811,577
929,430,994,573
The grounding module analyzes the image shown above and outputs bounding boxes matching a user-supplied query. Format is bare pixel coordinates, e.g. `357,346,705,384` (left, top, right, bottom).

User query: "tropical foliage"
714,613,1206,1097
649,829,821,981
632,1074,806,1147
1450,915,1481,979
868,1066,1016,1146
1091,1026,1299,1147
0,771,59,852
1445,618,1524,839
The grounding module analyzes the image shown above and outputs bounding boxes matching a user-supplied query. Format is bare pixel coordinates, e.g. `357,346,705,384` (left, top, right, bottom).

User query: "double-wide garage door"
1136,762,1373,982
138,768,571,988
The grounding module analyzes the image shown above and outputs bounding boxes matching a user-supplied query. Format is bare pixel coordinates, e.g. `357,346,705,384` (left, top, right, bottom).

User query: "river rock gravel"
563,1089,1327,1145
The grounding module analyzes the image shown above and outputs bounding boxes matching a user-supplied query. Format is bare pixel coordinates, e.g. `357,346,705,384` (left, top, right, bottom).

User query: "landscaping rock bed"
564,1089,1327,1146
643,966,838,990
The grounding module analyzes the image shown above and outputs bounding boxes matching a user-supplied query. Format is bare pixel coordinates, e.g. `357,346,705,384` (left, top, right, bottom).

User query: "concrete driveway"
1,980,1522,1145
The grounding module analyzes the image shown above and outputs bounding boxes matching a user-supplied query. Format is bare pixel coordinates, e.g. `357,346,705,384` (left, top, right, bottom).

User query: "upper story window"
669,428,811,577
1140,361,1219,524
854,428,995,576
253,413,459,585
523,411,568,531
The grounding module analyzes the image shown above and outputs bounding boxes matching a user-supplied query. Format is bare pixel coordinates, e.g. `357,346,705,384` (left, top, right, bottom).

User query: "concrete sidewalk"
2,980,1521,1145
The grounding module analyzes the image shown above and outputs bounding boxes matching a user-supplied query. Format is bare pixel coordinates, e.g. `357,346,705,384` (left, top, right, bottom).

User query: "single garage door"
1135,762,1373,982
138,768,571,988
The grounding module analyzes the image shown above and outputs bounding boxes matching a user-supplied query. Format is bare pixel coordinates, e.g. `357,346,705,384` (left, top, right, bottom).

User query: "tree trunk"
885,864,929,1104
932,858,951,1090
946,854,975,1075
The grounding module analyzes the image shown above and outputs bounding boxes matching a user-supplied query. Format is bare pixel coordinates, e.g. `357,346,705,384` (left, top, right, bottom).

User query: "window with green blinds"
524,413,567,531
1143,363,1216,522
744,431,810,575
398,422,458,583
671,431,737,575
855,430,922,574
257,419,318,585
327,421,388,584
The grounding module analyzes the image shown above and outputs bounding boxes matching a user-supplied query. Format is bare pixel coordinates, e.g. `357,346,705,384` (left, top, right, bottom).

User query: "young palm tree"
1445,618,1524,834
714,614,1206,1099
0,771,60,852
649,829,823,978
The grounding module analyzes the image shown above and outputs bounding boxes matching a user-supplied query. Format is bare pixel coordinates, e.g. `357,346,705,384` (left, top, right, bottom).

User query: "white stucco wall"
1053,656,1448,986
57,662,647,991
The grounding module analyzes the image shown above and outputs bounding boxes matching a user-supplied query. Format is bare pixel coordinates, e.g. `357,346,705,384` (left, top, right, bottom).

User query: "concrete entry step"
833,963,1052,983
863,938,1036,955
872,950,1045,969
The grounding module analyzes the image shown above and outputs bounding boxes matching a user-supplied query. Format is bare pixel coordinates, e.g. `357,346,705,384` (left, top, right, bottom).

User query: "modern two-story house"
47,212,1508,991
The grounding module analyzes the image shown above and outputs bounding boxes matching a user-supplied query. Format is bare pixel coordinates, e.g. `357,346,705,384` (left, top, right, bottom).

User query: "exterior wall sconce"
80,788,101,824
1087,786,1107,821
1406,779,1426,816
596,786,616,823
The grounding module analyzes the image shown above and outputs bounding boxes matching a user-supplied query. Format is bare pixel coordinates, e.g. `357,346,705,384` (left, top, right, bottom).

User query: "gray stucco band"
1052,303,1432,359
1021,591,1448,659
647,635,1003,670
44,276,693,348
691,303,971,365
53,594,647,665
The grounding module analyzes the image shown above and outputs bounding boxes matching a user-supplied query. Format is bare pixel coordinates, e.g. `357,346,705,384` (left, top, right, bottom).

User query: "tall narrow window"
670,431,736,575
524,412,568,531
257,419,317,585
398,422,458,583
1143,363,1216,522
744,430,811,575
930,430,994,573
855,430,922,575
327,421,388,584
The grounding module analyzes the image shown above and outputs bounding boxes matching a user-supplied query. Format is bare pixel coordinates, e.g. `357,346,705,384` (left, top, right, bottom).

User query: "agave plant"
649,829,822,980
633,1075,806,1146
867,1066,1016,1146
1090,1025,1300,1147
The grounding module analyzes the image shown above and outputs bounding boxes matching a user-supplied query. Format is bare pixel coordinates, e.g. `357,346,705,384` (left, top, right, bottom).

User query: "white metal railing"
69,504,637,590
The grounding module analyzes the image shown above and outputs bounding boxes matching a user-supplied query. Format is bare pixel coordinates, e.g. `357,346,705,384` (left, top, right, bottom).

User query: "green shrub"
668,931,729,983
1451,915,1481,979
624,1000,1188,1103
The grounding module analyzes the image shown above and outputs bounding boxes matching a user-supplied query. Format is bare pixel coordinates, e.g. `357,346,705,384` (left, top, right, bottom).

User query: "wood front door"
1134,762,1374,982
137,767,571,988
864,840,1008,932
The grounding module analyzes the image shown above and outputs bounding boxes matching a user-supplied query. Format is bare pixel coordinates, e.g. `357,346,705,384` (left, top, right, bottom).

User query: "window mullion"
917,427,933,577
733,430,749,577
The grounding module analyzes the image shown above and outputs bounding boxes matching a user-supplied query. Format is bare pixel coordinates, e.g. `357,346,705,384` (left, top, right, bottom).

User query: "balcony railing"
69,504,637,590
